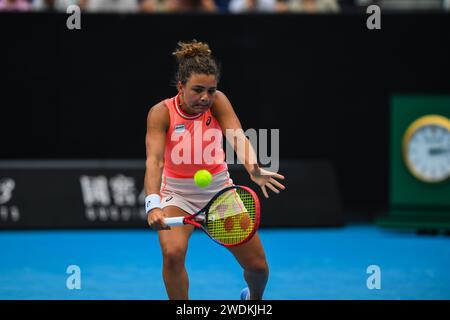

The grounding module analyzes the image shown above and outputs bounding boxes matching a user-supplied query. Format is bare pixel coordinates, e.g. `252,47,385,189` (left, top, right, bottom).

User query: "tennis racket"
164,185,260,247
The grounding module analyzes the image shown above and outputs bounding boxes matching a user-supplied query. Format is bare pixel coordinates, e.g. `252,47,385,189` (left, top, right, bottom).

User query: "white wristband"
145,194,161,214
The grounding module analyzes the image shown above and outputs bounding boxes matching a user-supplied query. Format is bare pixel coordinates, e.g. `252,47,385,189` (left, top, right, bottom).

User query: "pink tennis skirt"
160,169,234,215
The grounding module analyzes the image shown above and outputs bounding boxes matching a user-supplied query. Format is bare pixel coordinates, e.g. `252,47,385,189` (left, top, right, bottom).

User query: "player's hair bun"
172,39,220,85
172,40,212,61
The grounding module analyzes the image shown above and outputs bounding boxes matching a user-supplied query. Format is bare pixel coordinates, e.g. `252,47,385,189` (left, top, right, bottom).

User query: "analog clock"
403,114,450,183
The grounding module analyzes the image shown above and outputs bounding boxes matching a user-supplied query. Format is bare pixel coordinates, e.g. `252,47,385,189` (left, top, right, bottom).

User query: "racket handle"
164,217,185,226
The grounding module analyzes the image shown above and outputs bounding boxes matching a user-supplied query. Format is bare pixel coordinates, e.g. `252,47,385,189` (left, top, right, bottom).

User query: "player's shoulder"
147,101,169,125
212,90,234,115
215,90,229,101
148,100,169,116
213,90,233,108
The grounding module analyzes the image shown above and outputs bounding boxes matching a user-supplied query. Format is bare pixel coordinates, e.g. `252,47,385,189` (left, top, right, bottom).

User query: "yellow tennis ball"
194,169,212,188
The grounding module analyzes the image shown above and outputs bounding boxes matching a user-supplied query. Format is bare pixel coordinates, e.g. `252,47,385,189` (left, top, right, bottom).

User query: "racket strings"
206,188,256,245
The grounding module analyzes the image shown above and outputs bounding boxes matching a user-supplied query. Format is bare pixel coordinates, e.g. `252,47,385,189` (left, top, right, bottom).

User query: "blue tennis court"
1,224,449,300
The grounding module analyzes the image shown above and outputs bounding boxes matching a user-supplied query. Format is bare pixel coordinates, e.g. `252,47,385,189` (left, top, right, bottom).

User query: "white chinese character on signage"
79,176,111,206
86,207,96,221
109,174,136,206
0,206,8,221
0,178,15,204
10,206,20,221
0,178,20,222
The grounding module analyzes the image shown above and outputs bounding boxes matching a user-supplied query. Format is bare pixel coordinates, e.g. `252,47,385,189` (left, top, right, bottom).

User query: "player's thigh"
158,205,195,257
226,232,268,272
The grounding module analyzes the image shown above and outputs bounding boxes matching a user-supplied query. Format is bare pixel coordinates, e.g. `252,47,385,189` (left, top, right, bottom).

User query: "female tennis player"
144,40,285,300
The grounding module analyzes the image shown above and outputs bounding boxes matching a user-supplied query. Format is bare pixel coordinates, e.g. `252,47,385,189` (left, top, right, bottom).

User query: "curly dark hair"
172,40,220,85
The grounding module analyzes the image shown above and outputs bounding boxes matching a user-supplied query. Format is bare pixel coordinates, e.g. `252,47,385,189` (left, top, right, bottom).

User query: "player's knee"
162,247,186,271
247,258,269,276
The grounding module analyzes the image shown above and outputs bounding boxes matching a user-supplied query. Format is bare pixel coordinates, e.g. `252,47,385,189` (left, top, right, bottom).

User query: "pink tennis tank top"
163,94,228,178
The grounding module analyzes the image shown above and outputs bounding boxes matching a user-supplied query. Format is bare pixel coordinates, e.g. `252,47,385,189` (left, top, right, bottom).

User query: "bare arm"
211,91,258,176
212,91,285,198
144,102,170,229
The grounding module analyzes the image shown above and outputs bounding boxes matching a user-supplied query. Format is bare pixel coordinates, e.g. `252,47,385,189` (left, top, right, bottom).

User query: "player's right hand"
147,208,170,230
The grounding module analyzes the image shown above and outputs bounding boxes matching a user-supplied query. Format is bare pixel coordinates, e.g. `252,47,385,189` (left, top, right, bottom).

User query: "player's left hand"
249,164,285,198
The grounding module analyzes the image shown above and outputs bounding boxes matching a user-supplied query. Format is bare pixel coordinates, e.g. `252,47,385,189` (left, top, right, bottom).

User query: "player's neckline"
175,95,203,119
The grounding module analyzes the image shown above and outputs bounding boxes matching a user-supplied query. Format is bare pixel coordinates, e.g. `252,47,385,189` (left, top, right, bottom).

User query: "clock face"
404,116,450,183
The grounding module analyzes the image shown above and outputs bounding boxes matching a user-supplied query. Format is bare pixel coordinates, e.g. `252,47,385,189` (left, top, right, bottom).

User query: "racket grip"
164,217,185,226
